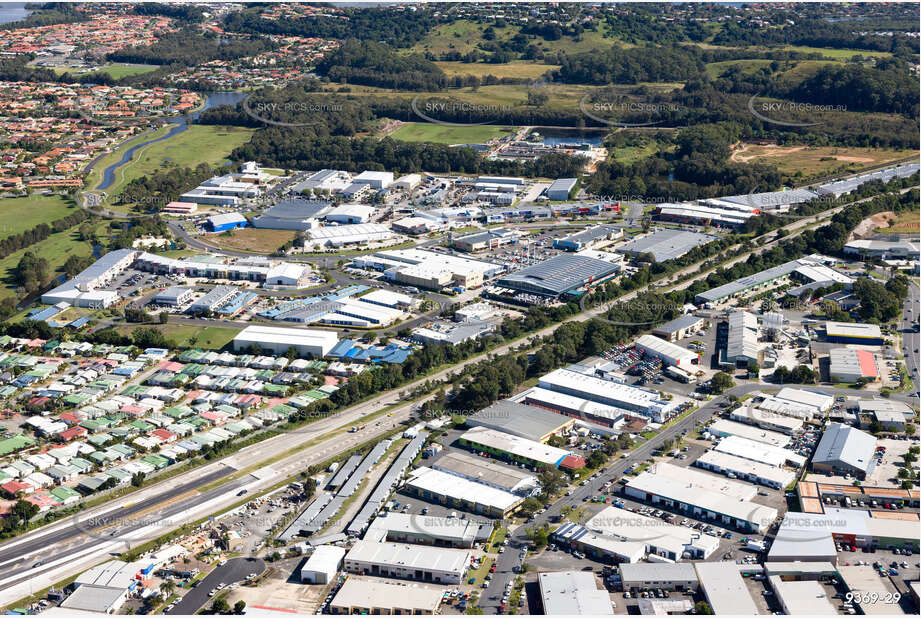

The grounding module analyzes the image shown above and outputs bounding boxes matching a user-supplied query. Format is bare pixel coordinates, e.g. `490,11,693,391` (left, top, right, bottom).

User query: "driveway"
166,556,265,615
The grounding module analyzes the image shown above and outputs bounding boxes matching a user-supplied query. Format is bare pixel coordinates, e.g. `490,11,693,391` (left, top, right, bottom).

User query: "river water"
0,3,31,25
97,91,248,191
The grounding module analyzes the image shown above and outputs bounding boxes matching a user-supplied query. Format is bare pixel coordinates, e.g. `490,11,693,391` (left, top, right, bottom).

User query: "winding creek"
96,91,248,191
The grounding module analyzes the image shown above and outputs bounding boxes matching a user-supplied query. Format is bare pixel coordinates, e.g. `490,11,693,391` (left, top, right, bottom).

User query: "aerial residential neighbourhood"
0,1,916,617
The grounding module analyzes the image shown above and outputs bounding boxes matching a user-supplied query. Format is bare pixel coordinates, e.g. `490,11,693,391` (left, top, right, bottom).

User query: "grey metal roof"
467,400,571,441
558,224,622,245
497,254,620,296
654,314,703,335
695,259,801,304
619,562,698,583
719,188,819,208
616,229,716,262
261,198,331,220
43,248,137,298
817,162,920,196
813,423,877,474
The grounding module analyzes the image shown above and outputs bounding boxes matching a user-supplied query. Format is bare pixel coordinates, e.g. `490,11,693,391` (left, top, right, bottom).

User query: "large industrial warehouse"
811,423,877,479
232,325,339,357
537,368,679,423
615,229,716,262
458,426,584,471
403,466,524,518
496,253,620,297
635,334,697,369
465,400,574,442
625,462,778,533
343,540,470,584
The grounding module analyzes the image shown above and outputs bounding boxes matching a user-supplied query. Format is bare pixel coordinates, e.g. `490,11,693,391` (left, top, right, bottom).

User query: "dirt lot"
223,557,327,614
205,228,297,253
729,144,918,177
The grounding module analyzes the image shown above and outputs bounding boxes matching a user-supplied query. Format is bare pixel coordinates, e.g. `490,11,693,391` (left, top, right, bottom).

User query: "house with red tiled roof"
1,480,33,497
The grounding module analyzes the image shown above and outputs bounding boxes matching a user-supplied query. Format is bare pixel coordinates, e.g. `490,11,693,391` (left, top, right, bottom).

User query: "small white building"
325,204,376,225
353,171,394,190
300,545,346,584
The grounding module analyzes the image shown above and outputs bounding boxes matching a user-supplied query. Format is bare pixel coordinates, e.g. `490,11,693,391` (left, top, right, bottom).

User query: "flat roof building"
694,562,759,616
775,387,833,414
538,570,614,615
154,286,193,307
844,238,920,259
546,177,579,201
329,577,444,615
730,405,805,435
695,450,796,489
465,400,574,442
615,229,716,262
325,204,376,225
253,198,331,231
825,321,885,345
300,545,346,584
453,228,520,253
306,223,392,248
768,576,837,615
723,310,759,367
829,348,879,383
635,334,697,369
42,248,138,308
404,467,524,518
694,259,802,305
708,418,791,448
553,224,623,251
208,212,248,232
431,451,539,496
812,423,877,479
713,434,806,468
512,386,626,428
585,506,720,561
232,325,338,358
458,426,584,471
618,563,699,592
652,315,705,342
343,540,470,584
353,171,394,189
364,512,479,549
538,368,679,423
625,463,778,533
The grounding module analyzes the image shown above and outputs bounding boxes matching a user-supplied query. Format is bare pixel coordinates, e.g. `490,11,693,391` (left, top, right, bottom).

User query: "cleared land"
101,125,255,199
0,195,77,240
389,122,515,144
730,144,919,178
435,61,559,79
204,228,296,254
876,210,920,235
52,63,159,79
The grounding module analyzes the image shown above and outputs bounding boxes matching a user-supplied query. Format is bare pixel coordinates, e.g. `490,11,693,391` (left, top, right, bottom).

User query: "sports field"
0,195,78,240
389,122,515,144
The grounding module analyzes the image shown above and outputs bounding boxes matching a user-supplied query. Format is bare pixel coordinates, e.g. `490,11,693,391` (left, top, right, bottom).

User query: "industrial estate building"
625,462,778,533
553,224,622,251
299,545,346,584
403,466,524,517
829,348,879,383
545,177,579,201
694,562,759,616
812,423,877,479
458,426,584,471
825,322,885,346
615,229,716,262
232,325,339,357
329,577,444,615
343,540,470,584
430,451,539,496
538,570,614,615
465,400,574,442
844,238,920,259
453,228,520,252
634,334,697,369
496,253,620,298
537,368,679,423
618,563,699,592
652,315,705,341
364,512,480,549
41,248,137,308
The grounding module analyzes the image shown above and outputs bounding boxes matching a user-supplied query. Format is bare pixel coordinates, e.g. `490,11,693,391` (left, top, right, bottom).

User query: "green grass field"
52,63,159,80
99,125,256,199
0,195,78,240
0,221,108,301
435,61,560,80
389,121,514,144
114,323,242,349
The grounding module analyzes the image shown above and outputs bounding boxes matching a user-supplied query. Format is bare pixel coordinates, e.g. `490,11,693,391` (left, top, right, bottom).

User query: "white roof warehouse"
232,325,338,357
343,540,471,584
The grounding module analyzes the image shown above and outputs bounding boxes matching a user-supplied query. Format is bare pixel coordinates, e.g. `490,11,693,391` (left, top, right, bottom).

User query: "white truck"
746,540,766,552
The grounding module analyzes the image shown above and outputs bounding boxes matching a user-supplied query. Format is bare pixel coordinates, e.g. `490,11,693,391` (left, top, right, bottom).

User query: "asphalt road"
899,280,920,392
166,556,265,615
